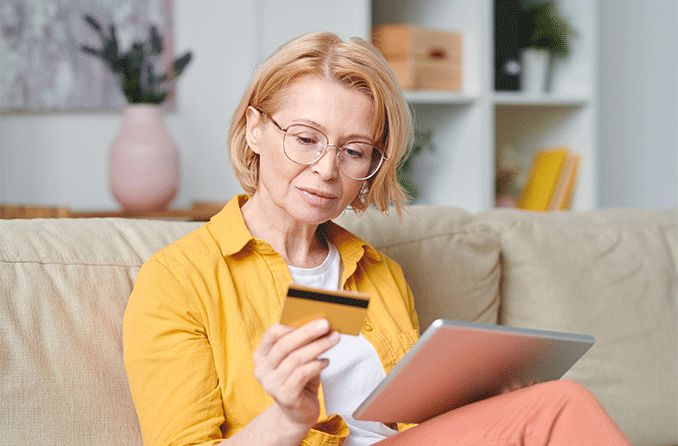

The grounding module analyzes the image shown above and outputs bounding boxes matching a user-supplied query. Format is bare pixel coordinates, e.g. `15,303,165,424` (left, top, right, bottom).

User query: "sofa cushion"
478,209,678,446
337,206,502,330
0,218,200,445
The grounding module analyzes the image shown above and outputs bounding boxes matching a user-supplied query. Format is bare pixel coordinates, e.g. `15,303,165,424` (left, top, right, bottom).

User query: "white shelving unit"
492,93,589,106
403,91,477,105
259,0,598,211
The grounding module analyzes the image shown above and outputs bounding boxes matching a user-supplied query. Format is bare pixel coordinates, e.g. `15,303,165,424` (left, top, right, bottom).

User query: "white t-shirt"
287,242,398,445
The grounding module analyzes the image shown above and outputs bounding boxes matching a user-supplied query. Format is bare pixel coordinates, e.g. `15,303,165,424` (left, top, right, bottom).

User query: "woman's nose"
311,145,341,180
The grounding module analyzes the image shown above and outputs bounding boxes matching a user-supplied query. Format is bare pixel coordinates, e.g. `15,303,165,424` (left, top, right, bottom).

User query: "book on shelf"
517,148,581,211
548,152,581,210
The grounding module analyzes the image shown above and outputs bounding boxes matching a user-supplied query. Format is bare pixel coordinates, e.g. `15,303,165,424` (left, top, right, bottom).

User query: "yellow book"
518,148,569,211
560,154,581,210
549,153,581,210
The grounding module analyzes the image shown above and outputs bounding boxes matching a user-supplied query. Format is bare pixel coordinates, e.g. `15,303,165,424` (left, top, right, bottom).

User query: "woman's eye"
296,135,318,145
344,146,366,159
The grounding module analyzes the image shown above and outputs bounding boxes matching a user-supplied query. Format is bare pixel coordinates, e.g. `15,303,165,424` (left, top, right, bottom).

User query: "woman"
123,32,630,446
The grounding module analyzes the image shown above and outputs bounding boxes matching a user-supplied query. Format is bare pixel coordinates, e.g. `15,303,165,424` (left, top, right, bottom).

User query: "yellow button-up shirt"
123,195,419,446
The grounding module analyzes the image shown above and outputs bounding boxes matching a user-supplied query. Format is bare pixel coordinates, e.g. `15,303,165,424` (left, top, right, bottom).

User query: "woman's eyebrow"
292,118,375,141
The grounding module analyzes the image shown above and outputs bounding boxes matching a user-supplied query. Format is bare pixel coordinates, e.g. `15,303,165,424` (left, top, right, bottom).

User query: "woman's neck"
241,193,328,268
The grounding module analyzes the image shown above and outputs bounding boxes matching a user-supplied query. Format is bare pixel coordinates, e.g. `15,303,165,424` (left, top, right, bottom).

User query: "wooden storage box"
372,24,463,91
387,59,461,91
372,24,462,61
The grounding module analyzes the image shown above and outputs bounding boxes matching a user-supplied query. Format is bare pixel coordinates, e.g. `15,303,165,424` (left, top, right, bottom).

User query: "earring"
359,182,369,205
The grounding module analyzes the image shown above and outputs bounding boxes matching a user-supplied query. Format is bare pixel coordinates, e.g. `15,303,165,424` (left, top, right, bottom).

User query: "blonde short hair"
228,31,413,215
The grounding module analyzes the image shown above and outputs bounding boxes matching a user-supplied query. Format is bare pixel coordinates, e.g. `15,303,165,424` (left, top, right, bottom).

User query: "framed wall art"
0,0,174,112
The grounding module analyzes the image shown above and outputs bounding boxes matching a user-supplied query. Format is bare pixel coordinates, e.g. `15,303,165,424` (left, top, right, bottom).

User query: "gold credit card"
279,284,370,336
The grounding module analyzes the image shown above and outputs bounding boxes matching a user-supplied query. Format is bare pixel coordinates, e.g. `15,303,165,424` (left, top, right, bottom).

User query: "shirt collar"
207,194,254,257
207,194,380,263
321,220,381,264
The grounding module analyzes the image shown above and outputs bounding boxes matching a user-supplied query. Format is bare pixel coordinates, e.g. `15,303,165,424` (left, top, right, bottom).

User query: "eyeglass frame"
253,107,388,181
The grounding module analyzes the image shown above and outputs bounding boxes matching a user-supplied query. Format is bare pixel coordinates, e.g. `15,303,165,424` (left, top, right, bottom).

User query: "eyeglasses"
255,108,387,181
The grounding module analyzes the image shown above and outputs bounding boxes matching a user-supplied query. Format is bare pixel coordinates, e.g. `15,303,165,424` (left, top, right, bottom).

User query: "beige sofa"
1,206,676,445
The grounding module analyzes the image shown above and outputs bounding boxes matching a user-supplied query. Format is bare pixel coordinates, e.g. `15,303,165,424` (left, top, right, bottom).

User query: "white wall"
258,0,370,56
0,1,258,209
598,0,678,208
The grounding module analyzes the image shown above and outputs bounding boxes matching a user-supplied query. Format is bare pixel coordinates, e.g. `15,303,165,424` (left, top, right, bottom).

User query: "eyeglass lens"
283,124,383,180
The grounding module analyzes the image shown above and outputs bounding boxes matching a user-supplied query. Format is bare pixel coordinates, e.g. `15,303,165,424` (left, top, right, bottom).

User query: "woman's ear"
245,106,264,155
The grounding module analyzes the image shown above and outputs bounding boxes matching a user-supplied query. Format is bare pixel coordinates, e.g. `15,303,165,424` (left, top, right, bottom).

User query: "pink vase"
109,104,179,212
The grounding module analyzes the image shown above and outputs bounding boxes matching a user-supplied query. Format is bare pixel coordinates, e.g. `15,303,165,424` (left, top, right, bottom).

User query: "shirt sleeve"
403,280,420,334
123,255,225,446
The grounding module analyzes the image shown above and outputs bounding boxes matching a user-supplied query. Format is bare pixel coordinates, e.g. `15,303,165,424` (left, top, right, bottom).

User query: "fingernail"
330,331,340,341
316,319,329,330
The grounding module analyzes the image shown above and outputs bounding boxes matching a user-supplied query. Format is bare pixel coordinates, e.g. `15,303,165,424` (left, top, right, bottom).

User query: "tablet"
352,319,595,424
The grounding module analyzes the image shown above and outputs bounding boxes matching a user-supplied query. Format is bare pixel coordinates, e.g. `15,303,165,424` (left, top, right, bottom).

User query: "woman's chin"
290,200,344,225
295,207,340,225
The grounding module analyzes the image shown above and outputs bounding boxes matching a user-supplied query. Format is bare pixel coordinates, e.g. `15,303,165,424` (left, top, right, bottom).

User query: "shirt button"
364,324,373,332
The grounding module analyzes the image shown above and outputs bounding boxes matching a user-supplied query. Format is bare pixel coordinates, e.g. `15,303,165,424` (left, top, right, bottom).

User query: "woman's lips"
298,188,338,206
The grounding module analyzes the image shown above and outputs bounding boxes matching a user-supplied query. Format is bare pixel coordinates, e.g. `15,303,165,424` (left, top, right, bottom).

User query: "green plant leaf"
396,128,434,200
173,52,192,76
127,42,145,73
121,69,143,103
157,52,193,83
79,14,192,104
396,168,417,199
109,24,119,57
92,25,119,71
83,15,105,39
155,91,168,104
518,2,576,57
141,62,154,96
80,45,103,58
149,25,163,54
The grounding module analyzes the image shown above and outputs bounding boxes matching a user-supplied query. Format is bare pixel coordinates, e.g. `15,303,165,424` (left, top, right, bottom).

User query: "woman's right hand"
253,319,340,431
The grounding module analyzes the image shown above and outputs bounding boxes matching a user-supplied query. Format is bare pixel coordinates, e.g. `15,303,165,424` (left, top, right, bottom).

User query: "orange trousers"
375,380,631,446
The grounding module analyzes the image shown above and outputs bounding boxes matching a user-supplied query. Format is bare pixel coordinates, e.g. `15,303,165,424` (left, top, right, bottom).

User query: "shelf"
492,92,589,107
1,201,226,221
403,90,477,105
67,208,217,221
403,91,587,107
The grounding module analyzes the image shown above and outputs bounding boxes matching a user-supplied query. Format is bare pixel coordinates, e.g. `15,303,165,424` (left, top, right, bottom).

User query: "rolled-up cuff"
301,414,350,446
